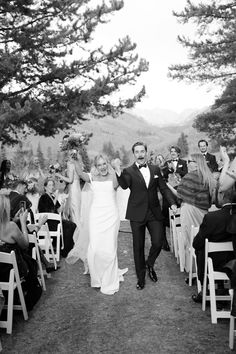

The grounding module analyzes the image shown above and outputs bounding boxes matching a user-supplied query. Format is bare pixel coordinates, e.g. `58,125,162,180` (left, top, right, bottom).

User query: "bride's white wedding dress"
88,178,127,295
66,175,128,295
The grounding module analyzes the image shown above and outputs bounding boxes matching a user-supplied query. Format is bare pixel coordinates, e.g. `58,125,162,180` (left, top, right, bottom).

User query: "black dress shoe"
162,242,170,252
46,266,61,273
192,292,202,303
136,281,145,290
146,264,158,282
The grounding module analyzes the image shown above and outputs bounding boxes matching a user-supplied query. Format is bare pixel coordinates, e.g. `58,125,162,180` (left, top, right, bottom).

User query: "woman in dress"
55,151,81,229
167,153,216,272
73,154,128,295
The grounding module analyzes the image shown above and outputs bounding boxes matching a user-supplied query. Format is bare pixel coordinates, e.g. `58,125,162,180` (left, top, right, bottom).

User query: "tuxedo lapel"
147,164,155,189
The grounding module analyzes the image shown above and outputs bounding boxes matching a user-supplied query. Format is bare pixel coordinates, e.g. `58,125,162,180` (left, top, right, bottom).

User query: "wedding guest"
113,142,177,290
218,146,236,192
38,178,76,257
0,195,42,311
168,153,216,272
26,177,40,215
9,179,33,221
23,157,45,193
162,147,187,251
192,187,236,303
162,146,188,182
0,160,17,191
55,150,82,229
198,139,218,172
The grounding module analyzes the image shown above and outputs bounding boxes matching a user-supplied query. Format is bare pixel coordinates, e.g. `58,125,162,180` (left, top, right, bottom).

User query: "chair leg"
229,316,235,350
209,274,217,324
7,276,14,334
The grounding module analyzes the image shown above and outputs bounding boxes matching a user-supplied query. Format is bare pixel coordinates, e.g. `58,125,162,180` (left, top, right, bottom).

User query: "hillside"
7,111,209,162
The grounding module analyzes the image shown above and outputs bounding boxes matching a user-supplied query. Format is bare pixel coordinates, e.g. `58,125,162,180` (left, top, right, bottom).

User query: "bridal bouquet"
59,132,92,158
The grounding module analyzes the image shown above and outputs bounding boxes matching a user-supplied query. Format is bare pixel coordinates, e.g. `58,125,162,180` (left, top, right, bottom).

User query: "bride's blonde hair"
91,154,114,176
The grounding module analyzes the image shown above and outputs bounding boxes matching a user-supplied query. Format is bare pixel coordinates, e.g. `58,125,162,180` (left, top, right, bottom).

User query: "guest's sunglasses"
188,159,196,163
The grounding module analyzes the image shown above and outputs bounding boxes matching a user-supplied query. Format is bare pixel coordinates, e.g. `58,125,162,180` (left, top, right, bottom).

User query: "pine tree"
177,133,189,158
120,145,130,167
36,142,45,169
12,142,28,177
0,0,148,145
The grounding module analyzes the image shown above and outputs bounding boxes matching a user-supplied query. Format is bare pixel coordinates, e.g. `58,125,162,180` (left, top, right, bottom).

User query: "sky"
93,0,222,114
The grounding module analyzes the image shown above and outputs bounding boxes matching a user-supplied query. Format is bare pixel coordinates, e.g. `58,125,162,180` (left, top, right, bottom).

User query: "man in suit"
162,146,188,251
192,187,236,303
113,142,177,290
162,145,188,182
198,139,218,172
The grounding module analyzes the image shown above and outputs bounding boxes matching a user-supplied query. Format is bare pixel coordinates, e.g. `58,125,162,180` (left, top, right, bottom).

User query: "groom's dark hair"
132,142,147,153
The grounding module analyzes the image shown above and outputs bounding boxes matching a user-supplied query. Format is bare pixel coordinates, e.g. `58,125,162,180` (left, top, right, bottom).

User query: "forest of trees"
169,0,236,151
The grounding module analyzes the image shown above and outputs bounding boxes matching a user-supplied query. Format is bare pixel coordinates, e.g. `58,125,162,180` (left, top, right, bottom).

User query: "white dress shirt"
136,162,150,187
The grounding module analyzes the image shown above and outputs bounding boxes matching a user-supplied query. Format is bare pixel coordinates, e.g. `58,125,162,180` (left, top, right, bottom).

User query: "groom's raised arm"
112,159,131,190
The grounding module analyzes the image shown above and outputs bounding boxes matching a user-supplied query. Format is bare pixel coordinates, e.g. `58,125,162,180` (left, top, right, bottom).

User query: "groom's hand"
111,158,122,176
170,204,178,215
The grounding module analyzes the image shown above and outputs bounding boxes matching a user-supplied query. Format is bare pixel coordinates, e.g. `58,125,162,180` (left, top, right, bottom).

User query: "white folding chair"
202,239,233,324
28,232,46,291
36,223,57,271
169,207,181,256
0,251,28,334
35,213,63,262
229,289,235,350
188,225,201,293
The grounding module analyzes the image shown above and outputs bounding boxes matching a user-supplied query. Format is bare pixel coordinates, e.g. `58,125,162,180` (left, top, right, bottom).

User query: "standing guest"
55,150,82,229
26,177,40,215
23,157,45,194
218,146,236,192
168,153,216,272
38,178,76,257
198,139,218,172
0,160,17,191
162,146,188,251
72,154,128,295
162,146,188,184
192,187,236,303
113,142,177,290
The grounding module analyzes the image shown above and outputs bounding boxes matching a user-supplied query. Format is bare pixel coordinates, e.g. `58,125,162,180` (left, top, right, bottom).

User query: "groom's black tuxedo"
117,163,176,282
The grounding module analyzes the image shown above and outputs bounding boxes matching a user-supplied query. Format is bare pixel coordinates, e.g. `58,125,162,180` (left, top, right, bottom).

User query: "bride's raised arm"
73,154,90,183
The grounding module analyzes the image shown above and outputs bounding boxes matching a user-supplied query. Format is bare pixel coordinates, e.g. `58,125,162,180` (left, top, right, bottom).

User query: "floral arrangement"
49,162,62,174
60,132,92,152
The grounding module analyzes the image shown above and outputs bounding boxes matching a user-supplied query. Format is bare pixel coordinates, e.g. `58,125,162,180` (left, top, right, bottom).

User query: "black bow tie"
172,159,178,162
139,163,147,169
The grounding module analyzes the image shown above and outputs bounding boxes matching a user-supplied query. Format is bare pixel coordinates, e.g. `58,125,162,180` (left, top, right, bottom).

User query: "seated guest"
192,187,236,303
9,179,33,222
0,195,42,311
8,179,57,273
38,178,76,257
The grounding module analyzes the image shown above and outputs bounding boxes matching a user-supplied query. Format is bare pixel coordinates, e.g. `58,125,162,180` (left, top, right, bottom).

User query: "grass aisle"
1,221,231,353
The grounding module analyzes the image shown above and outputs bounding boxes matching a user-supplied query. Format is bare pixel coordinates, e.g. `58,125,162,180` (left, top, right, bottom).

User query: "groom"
113,142,177,290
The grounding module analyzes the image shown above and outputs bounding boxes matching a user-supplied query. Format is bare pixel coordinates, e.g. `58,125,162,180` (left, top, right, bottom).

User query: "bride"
69,153,128,295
